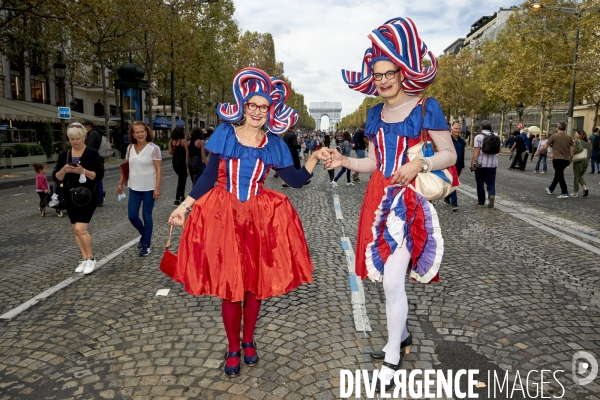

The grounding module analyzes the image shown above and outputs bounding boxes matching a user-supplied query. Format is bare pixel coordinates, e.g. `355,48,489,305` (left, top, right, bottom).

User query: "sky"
233,0,513,124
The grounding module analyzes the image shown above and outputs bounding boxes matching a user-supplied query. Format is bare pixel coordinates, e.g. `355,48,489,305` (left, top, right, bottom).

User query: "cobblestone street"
1,152,599,399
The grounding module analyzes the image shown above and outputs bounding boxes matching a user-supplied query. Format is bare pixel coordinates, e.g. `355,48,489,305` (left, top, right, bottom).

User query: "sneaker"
140,245,151,256
174,200,181,206
75,260,87,273
452,206,458,212
546,187,553,195
303,179,311,185
444,198,451,205
571,192,578,198
331,181,338,188
557,193,569,199
583,188,589,197
541,171,546,174
281,183,290,188
83,258,97,275
353,178,362,183
347,182,355,186
488,196,495,208
273,173,279,178
533,171,538,174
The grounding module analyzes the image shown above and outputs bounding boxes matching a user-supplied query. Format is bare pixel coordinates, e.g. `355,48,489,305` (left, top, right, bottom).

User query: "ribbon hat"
217,67,299,134
342,17,438,96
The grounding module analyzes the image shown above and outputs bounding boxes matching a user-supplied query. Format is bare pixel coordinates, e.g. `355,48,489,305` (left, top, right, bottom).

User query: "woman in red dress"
166,68,325,377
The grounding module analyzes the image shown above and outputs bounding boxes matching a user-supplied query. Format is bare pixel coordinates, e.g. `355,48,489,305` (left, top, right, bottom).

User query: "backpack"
593,135,600,152
481,133,501,154
98,135,113,158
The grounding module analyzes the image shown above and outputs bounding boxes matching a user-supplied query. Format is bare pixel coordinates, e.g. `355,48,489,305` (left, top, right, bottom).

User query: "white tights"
379,244,411,384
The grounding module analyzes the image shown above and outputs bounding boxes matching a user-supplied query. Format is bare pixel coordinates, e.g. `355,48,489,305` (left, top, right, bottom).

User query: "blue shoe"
139,245,151,256
546,187,553,195
224,351,241,376
557,193,569,199
242,342,259,366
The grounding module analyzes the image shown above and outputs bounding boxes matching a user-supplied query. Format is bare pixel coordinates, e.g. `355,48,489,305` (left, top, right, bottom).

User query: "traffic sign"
58,107,71,119
516,121,524,130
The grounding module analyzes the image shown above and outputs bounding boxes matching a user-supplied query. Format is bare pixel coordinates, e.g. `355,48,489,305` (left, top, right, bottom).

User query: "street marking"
524,215,600,244
0,236,140,320
333,193,343,220
456,187,600,256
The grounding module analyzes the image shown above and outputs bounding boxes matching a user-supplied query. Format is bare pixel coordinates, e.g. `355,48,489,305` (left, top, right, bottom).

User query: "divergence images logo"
572,351,598,386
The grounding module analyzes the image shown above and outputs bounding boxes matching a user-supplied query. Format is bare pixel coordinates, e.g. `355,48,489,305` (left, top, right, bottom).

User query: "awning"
0,98,107,124
153,115,185,130
109,116,150,124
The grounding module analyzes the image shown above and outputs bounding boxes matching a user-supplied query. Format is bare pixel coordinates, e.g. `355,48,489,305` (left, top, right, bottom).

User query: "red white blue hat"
342,17,438,96
217,67,299,134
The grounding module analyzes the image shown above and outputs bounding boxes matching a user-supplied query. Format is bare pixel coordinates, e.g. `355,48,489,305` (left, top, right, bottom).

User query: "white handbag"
572,147,587,163
404,98,455,201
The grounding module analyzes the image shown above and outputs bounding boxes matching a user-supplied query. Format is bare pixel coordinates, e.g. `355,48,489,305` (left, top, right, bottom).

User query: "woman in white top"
534,132,549,174
117,122,162,256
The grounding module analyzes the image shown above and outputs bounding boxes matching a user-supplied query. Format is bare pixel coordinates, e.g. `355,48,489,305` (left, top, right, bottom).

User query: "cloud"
233,0,509,120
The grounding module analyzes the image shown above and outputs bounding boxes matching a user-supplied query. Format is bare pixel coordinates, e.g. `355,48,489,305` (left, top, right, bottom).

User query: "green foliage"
40,123,55,157
3,147,17,157
14,143,30,156
31,145,46,155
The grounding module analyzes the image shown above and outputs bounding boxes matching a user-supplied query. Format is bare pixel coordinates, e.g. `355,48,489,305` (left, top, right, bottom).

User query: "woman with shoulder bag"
118,121,162,256
534,132,549,174
572,129,590,197
53,122,104,275
168,127,189,206
188,127,208,186
325,18,457,393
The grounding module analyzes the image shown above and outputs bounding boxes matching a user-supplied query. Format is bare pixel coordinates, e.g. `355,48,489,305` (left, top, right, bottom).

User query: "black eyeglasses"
372,69,400,81
246,103,269,113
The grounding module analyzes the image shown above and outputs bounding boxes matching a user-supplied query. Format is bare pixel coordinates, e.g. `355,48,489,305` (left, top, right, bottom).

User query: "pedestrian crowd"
28,14,600,397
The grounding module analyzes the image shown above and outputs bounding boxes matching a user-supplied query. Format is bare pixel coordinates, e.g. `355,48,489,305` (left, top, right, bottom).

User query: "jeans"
128,189,155,246
334,167,351,183
97,180,104,202
592,149,599,173
510,151,527,170
355,149,366,158
549,159,570,195
474,167,496,205
446,166,463,206
535,154,547,172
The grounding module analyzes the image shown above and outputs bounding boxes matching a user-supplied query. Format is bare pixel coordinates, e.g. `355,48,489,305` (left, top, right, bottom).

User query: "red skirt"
355,170,440,283
168,185,314,302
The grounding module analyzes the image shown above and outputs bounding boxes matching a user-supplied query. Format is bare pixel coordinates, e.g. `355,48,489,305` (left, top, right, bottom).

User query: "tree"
65,0,137,141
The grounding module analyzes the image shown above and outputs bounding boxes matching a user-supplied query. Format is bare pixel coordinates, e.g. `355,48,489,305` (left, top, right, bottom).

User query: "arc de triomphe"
308,102,342,131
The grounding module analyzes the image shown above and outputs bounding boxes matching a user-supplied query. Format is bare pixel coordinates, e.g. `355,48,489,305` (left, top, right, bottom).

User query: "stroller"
40,182,66,218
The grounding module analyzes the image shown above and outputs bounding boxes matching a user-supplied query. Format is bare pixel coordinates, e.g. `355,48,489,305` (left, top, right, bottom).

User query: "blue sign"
58,107,71,119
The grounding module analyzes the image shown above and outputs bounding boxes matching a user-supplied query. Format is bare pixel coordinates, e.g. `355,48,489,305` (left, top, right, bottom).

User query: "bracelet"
180,202,193,212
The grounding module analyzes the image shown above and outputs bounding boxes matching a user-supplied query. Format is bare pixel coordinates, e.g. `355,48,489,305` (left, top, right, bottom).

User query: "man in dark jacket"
83,121,105,205
444,122,466,211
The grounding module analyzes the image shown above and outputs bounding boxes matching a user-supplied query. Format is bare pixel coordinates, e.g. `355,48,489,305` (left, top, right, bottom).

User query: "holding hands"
319,148,344,169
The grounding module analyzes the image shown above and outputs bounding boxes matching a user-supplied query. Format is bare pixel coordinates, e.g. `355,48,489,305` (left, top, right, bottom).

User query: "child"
33,163,49,213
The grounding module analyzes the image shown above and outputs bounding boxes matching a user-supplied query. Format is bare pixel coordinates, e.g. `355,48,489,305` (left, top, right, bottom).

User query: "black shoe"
370,359,403,394
303,179,311,185
583,188,589,197
370,335,412,360
443,197,451,205
96,202,103,207
281,183,290,188
273,173,279,178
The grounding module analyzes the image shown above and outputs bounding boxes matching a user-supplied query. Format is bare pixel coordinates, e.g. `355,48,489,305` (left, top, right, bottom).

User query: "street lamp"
517,101,524,123
54,58,67,151
509,116,513,134
531,2,600,136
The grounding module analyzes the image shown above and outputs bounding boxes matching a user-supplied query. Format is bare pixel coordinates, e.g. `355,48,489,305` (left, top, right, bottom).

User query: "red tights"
222,292,261,366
